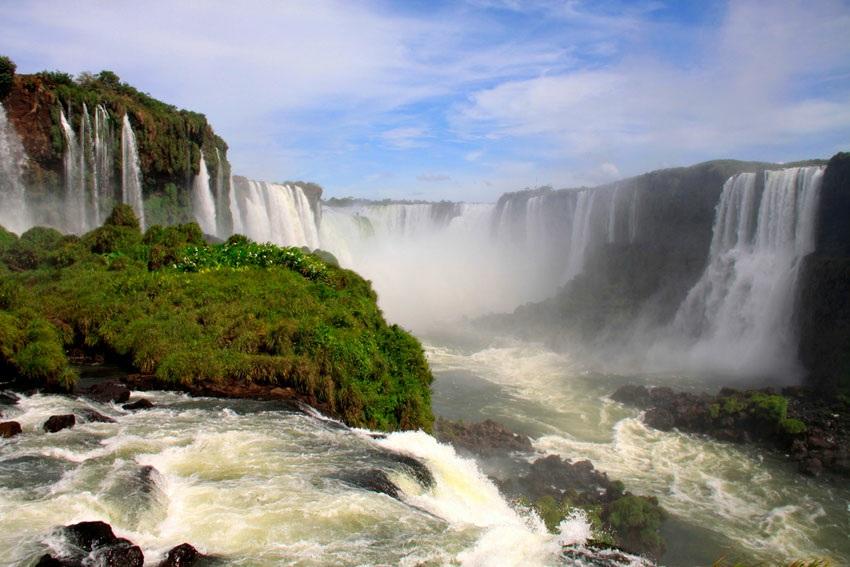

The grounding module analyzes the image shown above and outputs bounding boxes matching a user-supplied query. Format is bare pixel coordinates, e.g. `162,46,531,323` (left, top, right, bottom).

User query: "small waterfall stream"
120,114,145,229
191,154,217,236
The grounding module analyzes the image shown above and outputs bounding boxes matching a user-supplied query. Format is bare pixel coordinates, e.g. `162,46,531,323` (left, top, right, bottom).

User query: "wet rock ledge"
611,384,850,478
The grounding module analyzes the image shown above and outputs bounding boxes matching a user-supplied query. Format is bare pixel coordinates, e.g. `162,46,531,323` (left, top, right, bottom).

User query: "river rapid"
1,331,847,566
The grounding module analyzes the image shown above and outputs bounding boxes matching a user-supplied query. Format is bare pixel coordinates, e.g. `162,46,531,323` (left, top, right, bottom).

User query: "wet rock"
34,555,75,566
644,408,674,431
346,468,400,499
157,543,203,566
58,520,144,566
122,398,154,411
0,421,22,438
43,414,75,433
610,385,651,409
83,381,130,404
433,417,533,457
0,392,19,405
800,457,824,477
385,452,434,488
79,409,116,423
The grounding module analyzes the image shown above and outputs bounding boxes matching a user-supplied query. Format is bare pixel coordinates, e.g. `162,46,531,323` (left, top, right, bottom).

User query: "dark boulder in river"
83,381,131,404
43,414,75,433
37,521,144,567
0,391,19,405
157,543,205,566
123,398,154,411
0,420,22,437
78,409,116,423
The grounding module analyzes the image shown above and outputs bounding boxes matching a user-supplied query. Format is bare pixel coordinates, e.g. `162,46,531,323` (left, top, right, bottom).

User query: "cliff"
798,153,850,395
1,59,232,231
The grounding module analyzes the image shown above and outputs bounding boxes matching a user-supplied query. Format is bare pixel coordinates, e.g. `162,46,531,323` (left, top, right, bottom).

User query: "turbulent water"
0,388,601,567
426,331,850,566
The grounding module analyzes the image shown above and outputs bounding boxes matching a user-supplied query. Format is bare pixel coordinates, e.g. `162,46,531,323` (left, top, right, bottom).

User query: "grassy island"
0,205,433,431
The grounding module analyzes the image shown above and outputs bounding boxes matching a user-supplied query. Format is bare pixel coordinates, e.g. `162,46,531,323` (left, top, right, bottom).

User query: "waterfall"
59,108,85,233
120,114,145,228
192,154,217,236
79,104,98,230
214,147,228,236
672,166,825,377
229,177,320,248
0,104,30,234
563,190,597,282
93,104,113,227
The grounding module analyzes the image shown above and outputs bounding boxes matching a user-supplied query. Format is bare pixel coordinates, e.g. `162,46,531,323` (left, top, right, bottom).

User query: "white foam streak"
191,154,217,235
0,104,30,233
120,114,145,228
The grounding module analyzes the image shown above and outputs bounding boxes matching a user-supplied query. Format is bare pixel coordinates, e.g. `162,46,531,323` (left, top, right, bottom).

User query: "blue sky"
1,0,849,201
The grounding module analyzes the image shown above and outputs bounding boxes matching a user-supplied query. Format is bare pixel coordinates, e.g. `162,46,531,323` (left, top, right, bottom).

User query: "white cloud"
381,127,430,149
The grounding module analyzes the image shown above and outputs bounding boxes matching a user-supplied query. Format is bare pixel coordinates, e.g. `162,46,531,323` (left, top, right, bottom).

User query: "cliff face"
798,153,850,394
2,67,232,231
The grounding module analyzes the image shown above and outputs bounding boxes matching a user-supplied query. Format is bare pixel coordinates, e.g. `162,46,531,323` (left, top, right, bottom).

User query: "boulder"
610,385,651,409
346,469,400,499
83,381,130,404
0,421,22,438
0,392,19,405
644,408,674,431
79,409,116,423
157,543,203,567
43,414,75,433
122,399,154,411
55,521,144,567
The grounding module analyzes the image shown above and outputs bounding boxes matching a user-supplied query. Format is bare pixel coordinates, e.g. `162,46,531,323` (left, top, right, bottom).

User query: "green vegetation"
0,55,15,98
0,205,433,431
525,489,665,558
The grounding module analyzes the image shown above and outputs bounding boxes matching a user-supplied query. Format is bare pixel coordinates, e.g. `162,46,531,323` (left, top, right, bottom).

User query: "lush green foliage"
604,495,666,558
0,207,433,431
0,55,15,98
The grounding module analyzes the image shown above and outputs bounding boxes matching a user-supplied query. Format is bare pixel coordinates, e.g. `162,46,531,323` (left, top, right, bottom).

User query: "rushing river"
426,331,850,566
1,332,848,566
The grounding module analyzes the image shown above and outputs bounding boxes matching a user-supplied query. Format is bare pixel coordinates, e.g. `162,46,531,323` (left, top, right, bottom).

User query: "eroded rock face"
0,421,22,437
43,414,75,433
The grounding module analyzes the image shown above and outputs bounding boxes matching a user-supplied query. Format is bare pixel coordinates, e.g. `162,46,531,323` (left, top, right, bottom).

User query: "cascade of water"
672,166,825,377
0,104,31,233
214,147,227,235
229,178,320,248
93,104,113,226
120,114,145,228
59,108,85,233
607,185,620,243
80,104,98,230
525,195,547,249
563,190,596,282
192,154,217,236
628,187,639,243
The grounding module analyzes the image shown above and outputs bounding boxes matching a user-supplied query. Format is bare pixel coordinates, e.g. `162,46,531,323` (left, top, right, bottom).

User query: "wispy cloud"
1,0,848,201
417,173,451,182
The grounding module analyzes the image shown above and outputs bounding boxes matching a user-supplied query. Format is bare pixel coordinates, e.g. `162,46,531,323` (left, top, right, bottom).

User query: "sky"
1,0,849,201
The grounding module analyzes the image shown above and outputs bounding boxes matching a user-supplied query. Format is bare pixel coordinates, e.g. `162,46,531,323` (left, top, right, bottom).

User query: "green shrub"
104,203,141,230
0,55,15,98
781,418,807,435
605,495,666,558
750,393,788,422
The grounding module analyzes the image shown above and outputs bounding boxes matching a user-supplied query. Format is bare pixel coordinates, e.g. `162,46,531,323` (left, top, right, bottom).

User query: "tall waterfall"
213,147,228,236
563,190,598,282
0,104,30,234
59,108,85,233
192,154,217,235
93,104,113,227
229,177,320,248
120,114,145,228
671,166,825,377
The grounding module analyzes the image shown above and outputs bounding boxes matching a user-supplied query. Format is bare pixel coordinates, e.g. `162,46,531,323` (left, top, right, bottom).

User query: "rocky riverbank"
611,384,850,478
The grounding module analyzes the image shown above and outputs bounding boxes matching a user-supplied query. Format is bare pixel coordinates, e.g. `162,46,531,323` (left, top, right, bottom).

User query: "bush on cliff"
0,207,433,431
0,55,15,98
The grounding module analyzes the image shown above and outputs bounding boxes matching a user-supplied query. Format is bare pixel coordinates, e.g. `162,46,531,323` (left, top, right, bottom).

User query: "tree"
0,55,16,99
